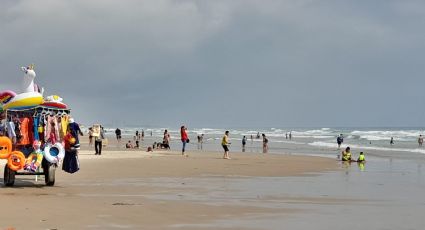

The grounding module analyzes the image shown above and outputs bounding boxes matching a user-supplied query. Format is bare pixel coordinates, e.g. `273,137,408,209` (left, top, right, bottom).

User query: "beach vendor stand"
0,64,74,186
2,106,71,186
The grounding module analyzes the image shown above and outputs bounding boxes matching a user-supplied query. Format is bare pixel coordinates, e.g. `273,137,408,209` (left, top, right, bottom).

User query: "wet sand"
0,147,338,229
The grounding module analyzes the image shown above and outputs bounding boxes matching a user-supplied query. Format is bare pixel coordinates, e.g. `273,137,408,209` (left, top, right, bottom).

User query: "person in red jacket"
180,125,189,156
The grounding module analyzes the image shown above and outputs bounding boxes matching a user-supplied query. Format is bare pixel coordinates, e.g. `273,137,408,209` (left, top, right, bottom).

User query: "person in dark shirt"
115,128,122,141
68,118,83,149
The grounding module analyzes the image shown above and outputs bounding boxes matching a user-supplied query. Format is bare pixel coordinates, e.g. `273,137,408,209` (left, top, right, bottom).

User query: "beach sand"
0,146,338,229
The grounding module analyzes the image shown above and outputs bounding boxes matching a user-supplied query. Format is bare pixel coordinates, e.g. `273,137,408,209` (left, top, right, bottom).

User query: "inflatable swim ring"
44,143,65,163
0,136,13,159
2,92,43,110
7,151,26,171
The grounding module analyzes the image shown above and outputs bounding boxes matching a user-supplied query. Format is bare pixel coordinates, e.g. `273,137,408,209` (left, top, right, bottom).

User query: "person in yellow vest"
357,152,366,162
341,147,352,161
221,131,231,159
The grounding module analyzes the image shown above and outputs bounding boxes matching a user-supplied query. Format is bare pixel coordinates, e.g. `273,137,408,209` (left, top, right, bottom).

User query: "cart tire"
44,163,56,186
4,165,15,186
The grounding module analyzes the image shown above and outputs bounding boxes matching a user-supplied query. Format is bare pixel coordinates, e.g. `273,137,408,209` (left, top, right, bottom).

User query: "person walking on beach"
163,129,170,149
95,126,105,155
337,134,343,149
419,135,424,147
390,137,394,145
115,128,121,142
222,131,231,159
88,127,94,147
262,133,269,153
68,118,84,149
200,134,204,149
242,135,247,152
180,126,189,156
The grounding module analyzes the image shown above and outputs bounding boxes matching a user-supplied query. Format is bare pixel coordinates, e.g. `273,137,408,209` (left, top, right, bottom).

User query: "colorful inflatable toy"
0,90,17,104
2,92,43,110
0,136,12,159
0,65,43,110
44,143,65,164
25,140,44,172
41,95,68,109
7,151,26,171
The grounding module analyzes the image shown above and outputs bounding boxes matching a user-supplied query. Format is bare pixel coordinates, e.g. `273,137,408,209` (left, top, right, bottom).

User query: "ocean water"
95,126,425,229
100,127,425,161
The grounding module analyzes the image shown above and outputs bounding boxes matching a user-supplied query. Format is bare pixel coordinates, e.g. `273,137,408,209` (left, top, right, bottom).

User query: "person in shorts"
222,131,231,159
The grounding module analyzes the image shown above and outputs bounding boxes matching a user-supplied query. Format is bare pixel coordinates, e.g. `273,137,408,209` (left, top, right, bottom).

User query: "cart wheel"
44,163,56,186
4,165,15,187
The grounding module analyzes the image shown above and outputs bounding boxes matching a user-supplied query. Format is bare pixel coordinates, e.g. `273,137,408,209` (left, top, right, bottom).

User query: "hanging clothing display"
33,116,40,141
17,117,33,145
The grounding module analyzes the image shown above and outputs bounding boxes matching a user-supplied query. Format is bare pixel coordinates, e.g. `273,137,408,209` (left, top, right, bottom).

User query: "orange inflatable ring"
0,136,12,159
7,151,26,171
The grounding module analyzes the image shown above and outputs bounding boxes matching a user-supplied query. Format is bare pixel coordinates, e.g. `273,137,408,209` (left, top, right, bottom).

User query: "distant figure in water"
285,133,288,139
289,132,292,140
242,135,247,152
390,137,394,145
418,135,424,147
337,134,343,149
256,132,260,139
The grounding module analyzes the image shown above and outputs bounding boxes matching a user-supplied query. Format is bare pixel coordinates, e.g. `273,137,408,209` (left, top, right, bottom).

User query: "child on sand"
126,141,133,149
357,152,365,162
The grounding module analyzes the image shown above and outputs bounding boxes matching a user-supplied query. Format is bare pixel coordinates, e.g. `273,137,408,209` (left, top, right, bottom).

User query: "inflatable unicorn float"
0,64,67,110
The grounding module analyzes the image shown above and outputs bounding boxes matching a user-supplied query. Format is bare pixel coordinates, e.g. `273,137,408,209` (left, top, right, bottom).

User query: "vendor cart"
2,106,71,187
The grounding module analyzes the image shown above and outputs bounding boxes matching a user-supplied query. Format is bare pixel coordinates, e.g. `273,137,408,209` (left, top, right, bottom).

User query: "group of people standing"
179,126,270,159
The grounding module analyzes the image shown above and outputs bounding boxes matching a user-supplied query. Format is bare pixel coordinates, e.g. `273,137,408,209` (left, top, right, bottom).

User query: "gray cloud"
1,0,424,128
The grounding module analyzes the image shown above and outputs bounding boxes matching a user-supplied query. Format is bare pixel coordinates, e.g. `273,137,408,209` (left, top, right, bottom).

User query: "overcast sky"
1,0,425,128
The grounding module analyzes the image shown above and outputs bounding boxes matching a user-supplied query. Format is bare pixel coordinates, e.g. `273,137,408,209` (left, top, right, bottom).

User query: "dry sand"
0,147,338,229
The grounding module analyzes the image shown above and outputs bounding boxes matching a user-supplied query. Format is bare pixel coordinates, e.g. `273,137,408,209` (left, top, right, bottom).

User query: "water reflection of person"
357,162,365,171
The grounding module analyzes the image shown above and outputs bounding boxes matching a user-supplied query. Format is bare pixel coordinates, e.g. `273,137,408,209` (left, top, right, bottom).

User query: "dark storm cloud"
1,0,425,128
